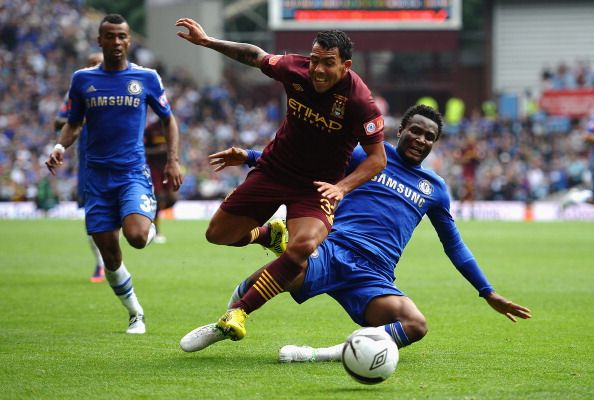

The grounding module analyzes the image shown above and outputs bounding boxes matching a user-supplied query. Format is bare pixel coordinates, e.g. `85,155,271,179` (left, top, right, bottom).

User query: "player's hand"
45,147,65,175
163,160,183,191
314,181,346,202
208,147,248,172
484,292,531,322
175,18,209,46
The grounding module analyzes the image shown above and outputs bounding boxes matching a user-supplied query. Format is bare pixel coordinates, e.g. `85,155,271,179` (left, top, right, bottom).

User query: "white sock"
105,263,143,316
88,235,104,267
315,343,344,361
146,223,156,246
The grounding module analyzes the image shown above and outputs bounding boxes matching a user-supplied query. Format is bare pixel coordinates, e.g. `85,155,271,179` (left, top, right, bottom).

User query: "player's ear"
344,59,352,70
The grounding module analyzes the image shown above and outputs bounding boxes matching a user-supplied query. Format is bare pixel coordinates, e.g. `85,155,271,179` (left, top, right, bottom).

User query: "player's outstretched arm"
484,292,531,322
208,147,248,172
161,115,183,191
175,18,267,68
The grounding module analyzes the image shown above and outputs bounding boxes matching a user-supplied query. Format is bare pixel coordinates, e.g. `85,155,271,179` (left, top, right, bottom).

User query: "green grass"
0,219,593,399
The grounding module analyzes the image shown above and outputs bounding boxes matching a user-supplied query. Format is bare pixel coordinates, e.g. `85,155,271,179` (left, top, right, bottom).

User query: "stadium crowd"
541,60,594,90
1,0,592,207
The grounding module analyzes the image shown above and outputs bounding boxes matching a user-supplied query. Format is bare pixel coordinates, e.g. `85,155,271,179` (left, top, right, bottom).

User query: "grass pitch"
0,219,593,399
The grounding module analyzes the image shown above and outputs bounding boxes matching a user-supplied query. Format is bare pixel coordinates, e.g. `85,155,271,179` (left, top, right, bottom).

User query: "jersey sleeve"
57,93,69,120
351,93,384,146
426,180,494,296
260,54,294,82
67,73,85,125
145,70,172,119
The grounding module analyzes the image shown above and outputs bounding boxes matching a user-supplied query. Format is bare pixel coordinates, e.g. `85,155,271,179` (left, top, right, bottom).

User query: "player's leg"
119,168,158,249
85,168,151,333
121,213,156,249
88,234,105,283
227,184,334,317
364,295,427,347
153,202,166,244
92,229,145,334
224,217,327,337
279,295,426,362
205,170,288,250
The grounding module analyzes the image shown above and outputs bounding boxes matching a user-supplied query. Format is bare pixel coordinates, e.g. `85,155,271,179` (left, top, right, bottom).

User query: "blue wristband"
246,149,261,168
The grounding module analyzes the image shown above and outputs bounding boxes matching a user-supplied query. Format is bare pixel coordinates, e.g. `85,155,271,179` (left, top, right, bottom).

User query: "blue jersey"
67,63,171,170
331,143,490,294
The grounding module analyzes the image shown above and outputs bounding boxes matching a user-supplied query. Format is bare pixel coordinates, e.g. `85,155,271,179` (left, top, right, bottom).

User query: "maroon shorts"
221,169,337,231
148,162,173,195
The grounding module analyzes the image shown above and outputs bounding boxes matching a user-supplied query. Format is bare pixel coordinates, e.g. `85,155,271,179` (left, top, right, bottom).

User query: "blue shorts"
291,236,404,326
84,165,156,234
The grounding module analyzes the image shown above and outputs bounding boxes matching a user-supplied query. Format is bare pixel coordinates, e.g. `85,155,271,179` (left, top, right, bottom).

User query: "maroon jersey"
257,54,384,186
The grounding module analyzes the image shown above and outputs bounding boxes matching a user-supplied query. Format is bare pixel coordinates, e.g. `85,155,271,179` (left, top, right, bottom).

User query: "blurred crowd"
1,0,592,208
541,60,594,91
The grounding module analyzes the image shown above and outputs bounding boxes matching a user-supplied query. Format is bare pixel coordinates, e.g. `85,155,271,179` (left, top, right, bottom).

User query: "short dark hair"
313,30,353,61
99,14,127,35
400,104,444,138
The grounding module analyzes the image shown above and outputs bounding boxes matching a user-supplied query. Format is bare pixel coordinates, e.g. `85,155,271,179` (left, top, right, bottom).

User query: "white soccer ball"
342,327,399,384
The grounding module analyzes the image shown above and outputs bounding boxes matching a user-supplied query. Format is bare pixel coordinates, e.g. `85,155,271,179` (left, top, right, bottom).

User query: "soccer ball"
342,327,399,384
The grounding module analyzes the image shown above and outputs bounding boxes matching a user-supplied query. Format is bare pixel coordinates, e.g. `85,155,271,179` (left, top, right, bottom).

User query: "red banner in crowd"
539,88,594,117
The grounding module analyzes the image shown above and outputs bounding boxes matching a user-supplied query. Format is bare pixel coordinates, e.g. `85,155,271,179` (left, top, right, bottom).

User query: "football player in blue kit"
180,104,530,356
46,14,183,334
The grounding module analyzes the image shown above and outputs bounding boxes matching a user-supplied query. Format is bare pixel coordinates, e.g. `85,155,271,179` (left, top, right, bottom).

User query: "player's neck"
103,60,129,72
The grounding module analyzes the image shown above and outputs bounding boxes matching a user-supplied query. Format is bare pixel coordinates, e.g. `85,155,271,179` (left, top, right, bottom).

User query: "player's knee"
127,235,147,249
205,225,225,245
123,228,149,249
286,238,318,260
403,317,428,343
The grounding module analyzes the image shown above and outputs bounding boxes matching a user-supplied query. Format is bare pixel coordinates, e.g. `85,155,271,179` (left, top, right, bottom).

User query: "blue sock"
384,321,410,348
237,279,250,298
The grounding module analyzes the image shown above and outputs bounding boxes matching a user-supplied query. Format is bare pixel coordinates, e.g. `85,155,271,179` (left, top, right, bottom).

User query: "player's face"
309,43,352,93
97,22,131,67
397,114,439,165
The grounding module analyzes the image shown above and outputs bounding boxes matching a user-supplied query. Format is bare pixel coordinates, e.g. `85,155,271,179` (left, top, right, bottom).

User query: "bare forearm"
58,122,82,149
336,154,384,194
162,116,180,162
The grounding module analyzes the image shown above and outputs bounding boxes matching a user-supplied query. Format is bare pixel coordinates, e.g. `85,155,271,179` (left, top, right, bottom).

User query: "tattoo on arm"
210,39,265,67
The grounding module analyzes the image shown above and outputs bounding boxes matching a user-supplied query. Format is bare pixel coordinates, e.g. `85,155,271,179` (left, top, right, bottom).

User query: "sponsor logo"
85,96,141,109
372,173,427,208
127,80,142,95
288,97,343,132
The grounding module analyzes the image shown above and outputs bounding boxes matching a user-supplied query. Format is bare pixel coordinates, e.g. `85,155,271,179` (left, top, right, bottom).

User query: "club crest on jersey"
332,94,347,119
159,94,169,107
418,179,433,196
127,80,143,95
364,116,384,135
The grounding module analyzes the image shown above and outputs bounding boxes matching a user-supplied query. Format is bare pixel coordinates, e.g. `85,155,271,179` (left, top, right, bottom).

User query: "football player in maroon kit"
144,119,178,244
175,17,387,351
